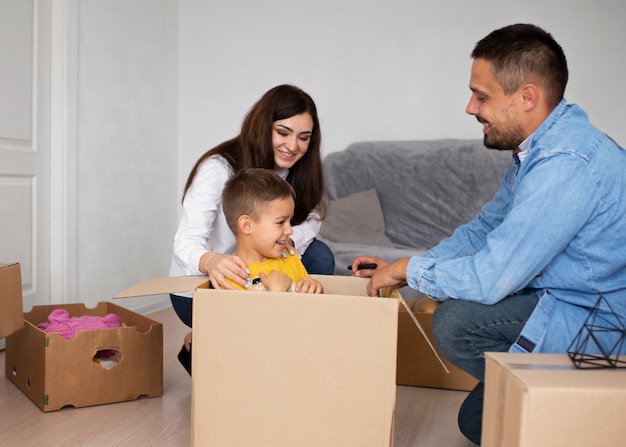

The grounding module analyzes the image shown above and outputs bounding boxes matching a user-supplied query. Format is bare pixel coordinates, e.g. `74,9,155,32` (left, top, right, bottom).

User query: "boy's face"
249,196,295,260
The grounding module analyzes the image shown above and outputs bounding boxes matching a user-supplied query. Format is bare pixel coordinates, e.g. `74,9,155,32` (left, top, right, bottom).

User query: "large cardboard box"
5,302,163,412
116,274,400,447
482,352,626,447
0,262,24,338
396,297,478,391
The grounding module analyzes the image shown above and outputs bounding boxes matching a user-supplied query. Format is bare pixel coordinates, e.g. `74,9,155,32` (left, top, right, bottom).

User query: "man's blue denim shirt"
406,99,626,353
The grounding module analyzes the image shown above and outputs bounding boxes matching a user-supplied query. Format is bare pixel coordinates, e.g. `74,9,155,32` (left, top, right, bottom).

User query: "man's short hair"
472,23,568,108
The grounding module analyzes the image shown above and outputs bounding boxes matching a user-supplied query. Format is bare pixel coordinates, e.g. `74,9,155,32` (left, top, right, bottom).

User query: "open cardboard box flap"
115,274,447,373
114,275,209,298
115,274,390,299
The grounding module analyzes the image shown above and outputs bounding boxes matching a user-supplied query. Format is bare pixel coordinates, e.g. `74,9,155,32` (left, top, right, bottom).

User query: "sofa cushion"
320,188,394,248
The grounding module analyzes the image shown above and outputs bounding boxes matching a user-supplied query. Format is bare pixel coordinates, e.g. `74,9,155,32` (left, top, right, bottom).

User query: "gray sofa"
319,139,511,299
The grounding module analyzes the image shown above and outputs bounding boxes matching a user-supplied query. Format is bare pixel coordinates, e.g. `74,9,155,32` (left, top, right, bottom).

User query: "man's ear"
238,215,253,235
521,83,540,111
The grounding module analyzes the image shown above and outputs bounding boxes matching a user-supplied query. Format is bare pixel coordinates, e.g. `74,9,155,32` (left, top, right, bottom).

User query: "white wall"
74,0,178,310
68,0,625,312
178,0,626,199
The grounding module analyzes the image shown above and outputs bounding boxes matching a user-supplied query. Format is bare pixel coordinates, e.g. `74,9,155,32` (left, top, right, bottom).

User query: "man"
352,23,626,445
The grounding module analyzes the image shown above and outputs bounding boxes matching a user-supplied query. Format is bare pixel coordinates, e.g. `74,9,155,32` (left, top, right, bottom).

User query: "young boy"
179,168,323,374
222,167,324,293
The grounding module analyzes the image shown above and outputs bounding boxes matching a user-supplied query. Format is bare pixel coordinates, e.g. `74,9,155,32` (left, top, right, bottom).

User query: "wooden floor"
0,306,475,446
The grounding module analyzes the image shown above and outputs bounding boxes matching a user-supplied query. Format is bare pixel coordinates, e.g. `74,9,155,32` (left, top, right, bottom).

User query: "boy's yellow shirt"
227,252,309,291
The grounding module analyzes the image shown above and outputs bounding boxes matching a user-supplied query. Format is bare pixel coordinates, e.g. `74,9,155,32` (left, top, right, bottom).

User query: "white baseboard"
116,294,172,316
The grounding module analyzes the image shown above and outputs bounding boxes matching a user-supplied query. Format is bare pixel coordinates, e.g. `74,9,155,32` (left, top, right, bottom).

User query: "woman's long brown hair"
182,84,326,225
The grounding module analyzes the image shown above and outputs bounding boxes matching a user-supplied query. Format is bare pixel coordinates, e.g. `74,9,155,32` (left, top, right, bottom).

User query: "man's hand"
366,257,410,297
350,256,388,277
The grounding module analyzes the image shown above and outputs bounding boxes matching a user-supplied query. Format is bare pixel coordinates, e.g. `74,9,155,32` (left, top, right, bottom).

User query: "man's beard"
482,121,524,151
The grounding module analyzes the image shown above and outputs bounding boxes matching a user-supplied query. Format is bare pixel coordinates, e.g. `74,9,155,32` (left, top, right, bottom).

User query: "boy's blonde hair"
222,168,296,234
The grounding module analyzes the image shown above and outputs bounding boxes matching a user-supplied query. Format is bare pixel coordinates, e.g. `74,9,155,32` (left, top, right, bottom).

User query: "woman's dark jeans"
170,238,335,328
301,238,335,275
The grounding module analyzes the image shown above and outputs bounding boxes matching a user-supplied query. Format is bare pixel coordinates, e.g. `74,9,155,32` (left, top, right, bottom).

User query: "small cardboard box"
5,302,163,412
116,274,400,447
0,262,24,338
482,352,626,447
396,297,478,391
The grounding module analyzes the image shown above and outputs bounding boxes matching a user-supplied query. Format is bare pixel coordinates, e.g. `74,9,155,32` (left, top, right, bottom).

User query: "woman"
170,85,335,330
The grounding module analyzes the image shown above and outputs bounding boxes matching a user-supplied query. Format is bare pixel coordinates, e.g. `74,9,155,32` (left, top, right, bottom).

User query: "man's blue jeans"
432,294,539,445
170,238,335,328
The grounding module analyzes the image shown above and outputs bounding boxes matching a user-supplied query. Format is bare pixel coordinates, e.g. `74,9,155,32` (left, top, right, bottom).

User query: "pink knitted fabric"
37,309,123,339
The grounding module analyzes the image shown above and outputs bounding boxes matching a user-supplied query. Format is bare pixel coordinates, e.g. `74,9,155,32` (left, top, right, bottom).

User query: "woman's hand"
200,252,249,290
295,277,324,294
366,257,410,297
282,238,298,257
350,256,388,277
259,270,293,292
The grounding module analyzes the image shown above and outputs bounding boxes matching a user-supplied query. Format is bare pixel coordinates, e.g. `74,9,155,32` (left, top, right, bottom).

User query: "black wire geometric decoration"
567,295,626,369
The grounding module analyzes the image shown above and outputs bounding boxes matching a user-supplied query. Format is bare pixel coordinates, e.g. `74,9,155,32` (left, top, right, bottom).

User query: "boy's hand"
259,270,293,292
295,277,324,294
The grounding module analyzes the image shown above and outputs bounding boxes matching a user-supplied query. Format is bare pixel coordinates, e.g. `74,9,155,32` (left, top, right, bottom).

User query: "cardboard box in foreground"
117,274,399,447
0,262,24,338
482,352,626,447
194,275,399,447
5,302,163,412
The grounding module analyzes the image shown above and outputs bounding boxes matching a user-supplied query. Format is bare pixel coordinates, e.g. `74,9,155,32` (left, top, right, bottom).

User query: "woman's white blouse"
170,155,321,278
